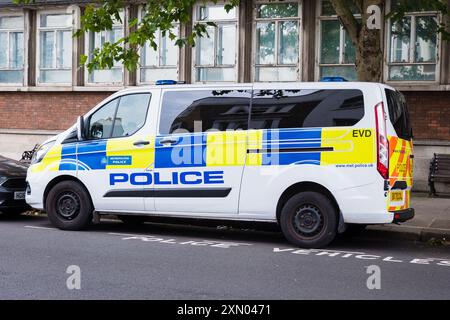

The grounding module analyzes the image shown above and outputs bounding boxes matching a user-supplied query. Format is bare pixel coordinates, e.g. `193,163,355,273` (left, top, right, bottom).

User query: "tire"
45,180,93,230
280,191,337,248
340,224,367,238
118,215,147,225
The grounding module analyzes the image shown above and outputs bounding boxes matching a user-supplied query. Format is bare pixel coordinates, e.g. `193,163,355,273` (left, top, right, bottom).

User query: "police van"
26,81,414,248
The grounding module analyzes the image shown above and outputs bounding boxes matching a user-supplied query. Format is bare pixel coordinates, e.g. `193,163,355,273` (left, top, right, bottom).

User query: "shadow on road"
2,213,447,253
0,213,40,222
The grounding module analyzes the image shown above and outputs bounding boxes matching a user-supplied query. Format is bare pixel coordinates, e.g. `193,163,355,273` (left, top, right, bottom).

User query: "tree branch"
330,0,360,44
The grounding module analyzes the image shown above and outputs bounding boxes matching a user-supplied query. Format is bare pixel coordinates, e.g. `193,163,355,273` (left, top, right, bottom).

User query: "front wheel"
280,192,337,248
46,180,93,230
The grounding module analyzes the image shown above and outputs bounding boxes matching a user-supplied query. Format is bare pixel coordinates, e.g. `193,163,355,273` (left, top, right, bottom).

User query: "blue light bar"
321,76,348,82
155,80,178,85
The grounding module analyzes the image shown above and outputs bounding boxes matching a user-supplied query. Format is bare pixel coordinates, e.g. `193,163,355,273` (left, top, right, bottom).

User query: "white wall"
0,129,60,161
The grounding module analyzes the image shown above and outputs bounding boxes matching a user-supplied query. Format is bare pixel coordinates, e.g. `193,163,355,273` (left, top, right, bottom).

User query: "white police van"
26,80,414,248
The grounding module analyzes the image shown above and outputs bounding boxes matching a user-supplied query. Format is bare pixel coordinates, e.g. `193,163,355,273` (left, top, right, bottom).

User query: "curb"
366,225,450,243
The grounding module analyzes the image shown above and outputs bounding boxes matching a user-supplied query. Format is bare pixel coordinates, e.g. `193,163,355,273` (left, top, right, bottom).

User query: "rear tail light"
375,102,389,179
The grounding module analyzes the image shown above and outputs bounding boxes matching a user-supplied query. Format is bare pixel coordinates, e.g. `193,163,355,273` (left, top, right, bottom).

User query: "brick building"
0,0,449,191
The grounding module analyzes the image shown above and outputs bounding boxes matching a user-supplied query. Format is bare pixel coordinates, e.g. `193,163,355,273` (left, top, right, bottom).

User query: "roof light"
155,80,179,85
321,76,348,82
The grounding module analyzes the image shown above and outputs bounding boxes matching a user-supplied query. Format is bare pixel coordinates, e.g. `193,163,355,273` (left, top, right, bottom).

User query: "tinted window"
159,90,250,134
385,89,412,140
88,93,151,140
112,94,151,137
250,89,365,129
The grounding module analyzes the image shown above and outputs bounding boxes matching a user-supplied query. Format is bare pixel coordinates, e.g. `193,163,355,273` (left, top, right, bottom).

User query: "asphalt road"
0,214,449,300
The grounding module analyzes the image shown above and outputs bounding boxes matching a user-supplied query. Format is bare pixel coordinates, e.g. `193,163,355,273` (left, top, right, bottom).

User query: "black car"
0,156,30,216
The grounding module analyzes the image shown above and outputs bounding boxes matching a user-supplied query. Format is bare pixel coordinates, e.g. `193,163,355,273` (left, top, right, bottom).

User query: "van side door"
149,87,251,215
77,92,155,213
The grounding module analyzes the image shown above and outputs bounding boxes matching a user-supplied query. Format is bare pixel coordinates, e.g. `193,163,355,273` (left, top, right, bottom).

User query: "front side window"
318,0,358,81
112,94,151,137
88,93,151,140
250,89,365,129
193,4,237,82
254,1,301,82
88,98,118,139
159,90,250,134
0,14,25,84
38,12,73,84
387,3,438,81
87,11,124,84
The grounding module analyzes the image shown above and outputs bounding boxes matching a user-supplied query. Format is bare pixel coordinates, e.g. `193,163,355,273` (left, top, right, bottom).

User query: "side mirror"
77,116,86,141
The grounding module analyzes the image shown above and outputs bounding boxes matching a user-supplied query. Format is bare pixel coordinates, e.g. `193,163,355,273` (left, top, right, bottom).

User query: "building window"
140,28,179,83
37,11,73,84
387,2,439,81
139,15,179,84
317,0,358,81
193,3,238,82
0,14,25,84
254,1,301,82
86,11,124,84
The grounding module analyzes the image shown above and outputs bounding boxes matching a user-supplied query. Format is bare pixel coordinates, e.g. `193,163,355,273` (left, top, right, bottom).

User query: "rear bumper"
391,208,415,223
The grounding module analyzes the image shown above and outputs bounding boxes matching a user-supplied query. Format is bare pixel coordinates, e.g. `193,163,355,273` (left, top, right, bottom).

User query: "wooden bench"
429,153,450,196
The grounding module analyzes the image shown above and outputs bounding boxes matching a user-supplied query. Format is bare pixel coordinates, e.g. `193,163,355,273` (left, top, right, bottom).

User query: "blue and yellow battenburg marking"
31,136,155,173
32,128,376,173
388,136,413,211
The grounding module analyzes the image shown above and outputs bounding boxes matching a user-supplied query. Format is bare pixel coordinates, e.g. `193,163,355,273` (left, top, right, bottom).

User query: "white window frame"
315,0,359,81
137,5,180,85
252,0,302,82
384,0,441,84
0,11,26,86
84,10,125,86
36,9,74,86
192,1,239,83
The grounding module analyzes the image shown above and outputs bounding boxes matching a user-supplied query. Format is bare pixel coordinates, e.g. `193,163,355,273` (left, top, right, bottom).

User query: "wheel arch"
276,181,341,224
43,175,93,210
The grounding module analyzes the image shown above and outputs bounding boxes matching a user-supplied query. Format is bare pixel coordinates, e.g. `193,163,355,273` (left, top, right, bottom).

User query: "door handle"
133,140,150,146
159,137,179,146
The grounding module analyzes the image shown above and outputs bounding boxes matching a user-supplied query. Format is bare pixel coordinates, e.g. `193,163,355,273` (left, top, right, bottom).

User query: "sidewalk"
367,192,450,242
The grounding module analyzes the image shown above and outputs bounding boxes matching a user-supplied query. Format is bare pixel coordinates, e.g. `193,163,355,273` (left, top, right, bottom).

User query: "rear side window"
159,90,250,134
385,89,412,140
250,89,364,129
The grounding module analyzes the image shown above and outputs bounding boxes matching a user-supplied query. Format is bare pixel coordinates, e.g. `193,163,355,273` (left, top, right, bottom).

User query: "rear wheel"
118,215,147,225
280,191,337,248
46,181,93,230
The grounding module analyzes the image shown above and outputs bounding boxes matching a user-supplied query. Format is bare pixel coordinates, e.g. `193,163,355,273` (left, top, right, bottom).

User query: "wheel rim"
56,191,81,220
292,204,325,238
